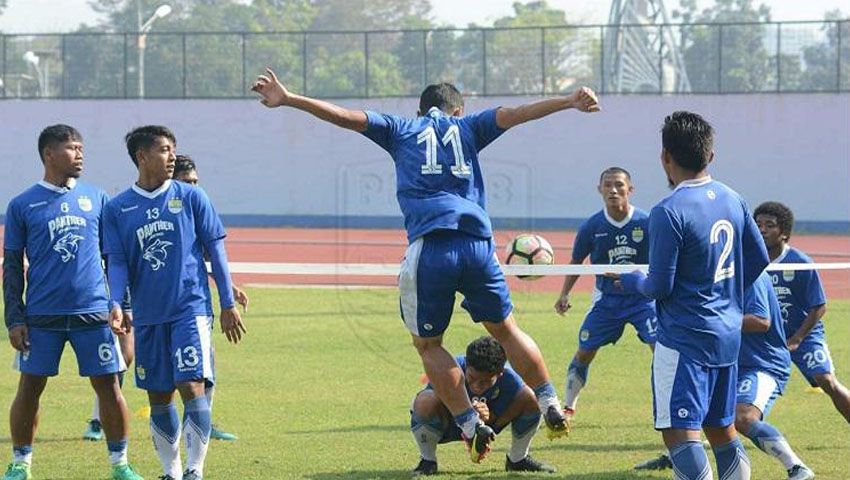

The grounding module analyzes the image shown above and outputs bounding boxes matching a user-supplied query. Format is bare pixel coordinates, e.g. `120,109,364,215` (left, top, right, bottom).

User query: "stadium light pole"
138,3,172,98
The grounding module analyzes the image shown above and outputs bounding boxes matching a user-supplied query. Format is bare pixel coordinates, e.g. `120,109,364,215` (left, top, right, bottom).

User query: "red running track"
226,228,850,300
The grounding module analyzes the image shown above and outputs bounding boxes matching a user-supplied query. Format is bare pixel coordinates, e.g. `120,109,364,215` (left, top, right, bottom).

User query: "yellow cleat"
543,406,570,440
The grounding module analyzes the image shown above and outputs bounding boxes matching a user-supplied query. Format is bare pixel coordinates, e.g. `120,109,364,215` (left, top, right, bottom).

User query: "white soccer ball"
504,233,555,281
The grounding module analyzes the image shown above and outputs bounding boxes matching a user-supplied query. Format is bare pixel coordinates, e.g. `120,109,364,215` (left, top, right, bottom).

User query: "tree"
797,10,849,91
673,0,774,93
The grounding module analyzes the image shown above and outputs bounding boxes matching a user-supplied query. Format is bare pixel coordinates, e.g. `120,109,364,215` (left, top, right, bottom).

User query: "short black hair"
599,166,631,183
754,201,795,239
419,82,463,115
174,154,196,178
662,111,714,172
465,336,506,374
38,124,82,162
124,125,176,166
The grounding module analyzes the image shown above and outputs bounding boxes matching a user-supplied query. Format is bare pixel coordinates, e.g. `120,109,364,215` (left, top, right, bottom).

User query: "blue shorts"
790,335,834,386
579,297,657,351
399,230,512,337
651,342,737,430
736,368,787,418
13,324,126,377
134,316,213,392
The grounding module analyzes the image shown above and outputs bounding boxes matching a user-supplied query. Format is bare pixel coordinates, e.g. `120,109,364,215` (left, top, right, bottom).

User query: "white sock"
205,385,214,414
412,424,440,462
183,397,211,476
92,395,101,422
762,438,803,470
508,427,537,462
150,404,182,478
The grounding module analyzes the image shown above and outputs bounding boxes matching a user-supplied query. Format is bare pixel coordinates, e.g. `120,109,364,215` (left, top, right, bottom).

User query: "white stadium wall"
0,94,847,232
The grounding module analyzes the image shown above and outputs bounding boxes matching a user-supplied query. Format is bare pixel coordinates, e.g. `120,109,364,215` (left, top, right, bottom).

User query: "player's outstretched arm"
251,68,368,132
495,87,599,130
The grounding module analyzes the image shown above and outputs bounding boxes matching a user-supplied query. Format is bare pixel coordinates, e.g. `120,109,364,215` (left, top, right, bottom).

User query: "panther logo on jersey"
142,238,174,271
53,232,84,262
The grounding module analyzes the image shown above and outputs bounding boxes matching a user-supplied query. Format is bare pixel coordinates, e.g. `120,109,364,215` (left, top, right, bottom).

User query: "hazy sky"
0,0,845,33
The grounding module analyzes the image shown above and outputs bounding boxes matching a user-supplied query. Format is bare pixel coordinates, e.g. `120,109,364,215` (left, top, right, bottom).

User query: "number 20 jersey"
362,107,505,242
102,180,225,326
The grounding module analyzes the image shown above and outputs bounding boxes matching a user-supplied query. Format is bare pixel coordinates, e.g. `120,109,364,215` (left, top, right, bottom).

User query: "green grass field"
1,287,848,479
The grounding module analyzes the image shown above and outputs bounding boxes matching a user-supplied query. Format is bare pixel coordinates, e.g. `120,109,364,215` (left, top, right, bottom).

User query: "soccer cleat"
411,458,438,476
788,464,815,480
505,454,556,473
2,463,32,480
111,463,144,480
210,424,238,441
634,453,673,470
543,405,570,440
83,419,104,441
182,469,202,480
462,423,495,463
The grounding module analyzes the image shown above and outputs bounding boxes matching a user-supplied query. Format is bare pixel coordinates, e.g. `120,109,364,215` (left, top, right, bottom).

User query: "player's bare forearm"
495,87,599,130
790,304,826,342
742,314,770,333
287,94,368,132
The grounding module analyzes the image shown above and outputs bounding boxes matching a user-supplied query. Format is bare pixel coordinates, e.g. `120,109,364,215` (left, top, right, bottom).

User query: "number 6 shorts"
134,316,213,392
13,324,126,377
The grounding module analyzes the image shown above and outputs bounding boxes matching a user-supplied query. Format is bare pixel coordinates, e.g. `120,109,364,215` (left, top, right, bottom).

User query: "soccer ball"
504,233,555,280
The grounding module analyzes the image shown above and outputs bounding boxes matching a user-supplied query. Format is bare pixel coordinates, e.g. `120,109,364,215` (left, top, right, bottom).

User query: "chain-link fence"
1,20,847,99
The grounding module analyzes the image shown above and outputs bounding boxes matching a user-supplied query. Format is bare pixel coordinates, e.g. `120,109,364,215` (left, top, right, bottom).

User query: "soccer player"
410,336,555,475
2,125,143,480
553,167,655,424
754,201,850,424
617,111,769,480
252,69,599,461
102,126,246,480
172,153,248,441
634,273,815,479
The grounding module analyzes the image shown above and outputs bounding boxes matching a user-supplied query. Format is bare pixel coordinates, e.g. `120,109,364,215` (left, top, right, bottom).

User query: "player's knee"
412,390,443,417
514,386,539,415
815,373,840,395
17,374,48,399
734,411,758,436
176,380,206,401
482,315,516,341
575,349,597,364
90,373,121,396
411,335,442,356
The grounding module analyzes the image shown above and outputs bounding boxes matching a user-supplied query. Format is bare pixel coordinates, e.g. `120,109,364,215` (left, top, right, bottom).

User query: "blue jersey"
739,272,791,382
102,180,225,326
648,177,768,367
362,107,505,242
771,246,826,339
3,180,109,316
573,207,651,304
428,356,523,419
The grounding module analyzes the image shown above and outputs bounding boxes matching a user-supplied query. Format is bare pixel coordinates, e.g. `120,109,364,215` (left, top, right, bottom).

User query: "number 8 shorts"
134,316,213,392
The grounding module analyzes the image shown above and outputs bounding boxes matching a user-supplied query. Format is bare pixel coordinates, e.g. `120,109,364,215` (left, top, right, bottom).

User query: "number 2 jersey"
361,106,505,243
102,180,225,326
3,180,109,316
647,177,768,367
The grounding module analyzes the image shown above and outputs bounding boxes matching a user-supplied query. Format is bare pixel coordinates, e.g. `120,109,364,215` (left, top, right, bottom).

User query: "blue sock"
106,438,128,466
183,397,212,444
150,403,181,444
12,445,32,465
669,440,712,480
453,407,480,439
744,421,801,469
713,437,751,480
533,381,560,413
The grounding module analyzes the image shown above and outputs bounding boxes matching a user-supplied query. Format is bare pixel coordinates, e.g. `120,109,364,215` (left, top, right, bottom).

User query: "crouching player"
410,337,555,476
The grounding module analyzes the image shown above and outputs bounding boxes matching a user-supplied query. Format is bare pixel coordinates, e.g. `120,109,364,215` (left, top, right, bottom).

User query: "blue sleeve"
3,199,26,251
462,108,506,152
3,249,26,329
800,269,827,309
98,191,110,250
191,187,226,244
206,238,235,309
744,278,770,318
106,253,130,309
571,220,593,262
621,205,678,299
101,205,123,256
741,207,769,290
361,111,399,153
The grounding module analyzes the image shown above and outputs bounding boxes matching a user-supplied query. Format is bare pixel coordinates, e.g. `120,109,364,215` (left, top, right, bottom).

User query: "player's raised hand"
8,325,29,352
109,305,125,335
251,68,290,108
569,87,600,113
220,306,247,344
554,294,572,316
232,285,249,313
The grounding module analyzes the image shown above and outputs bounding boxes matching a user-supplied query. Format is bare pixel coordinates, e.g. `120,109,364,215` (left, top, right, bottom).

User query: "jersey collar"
132,179,172,199
673,175,713,192
603,205,634,229
426,106,445,118
37,178,77,193
774,244,791,263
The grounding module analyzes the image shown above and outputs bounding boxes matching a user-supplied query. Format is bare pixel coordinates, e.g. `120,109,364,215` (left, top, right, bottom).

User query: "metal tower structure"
604,0,691,93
